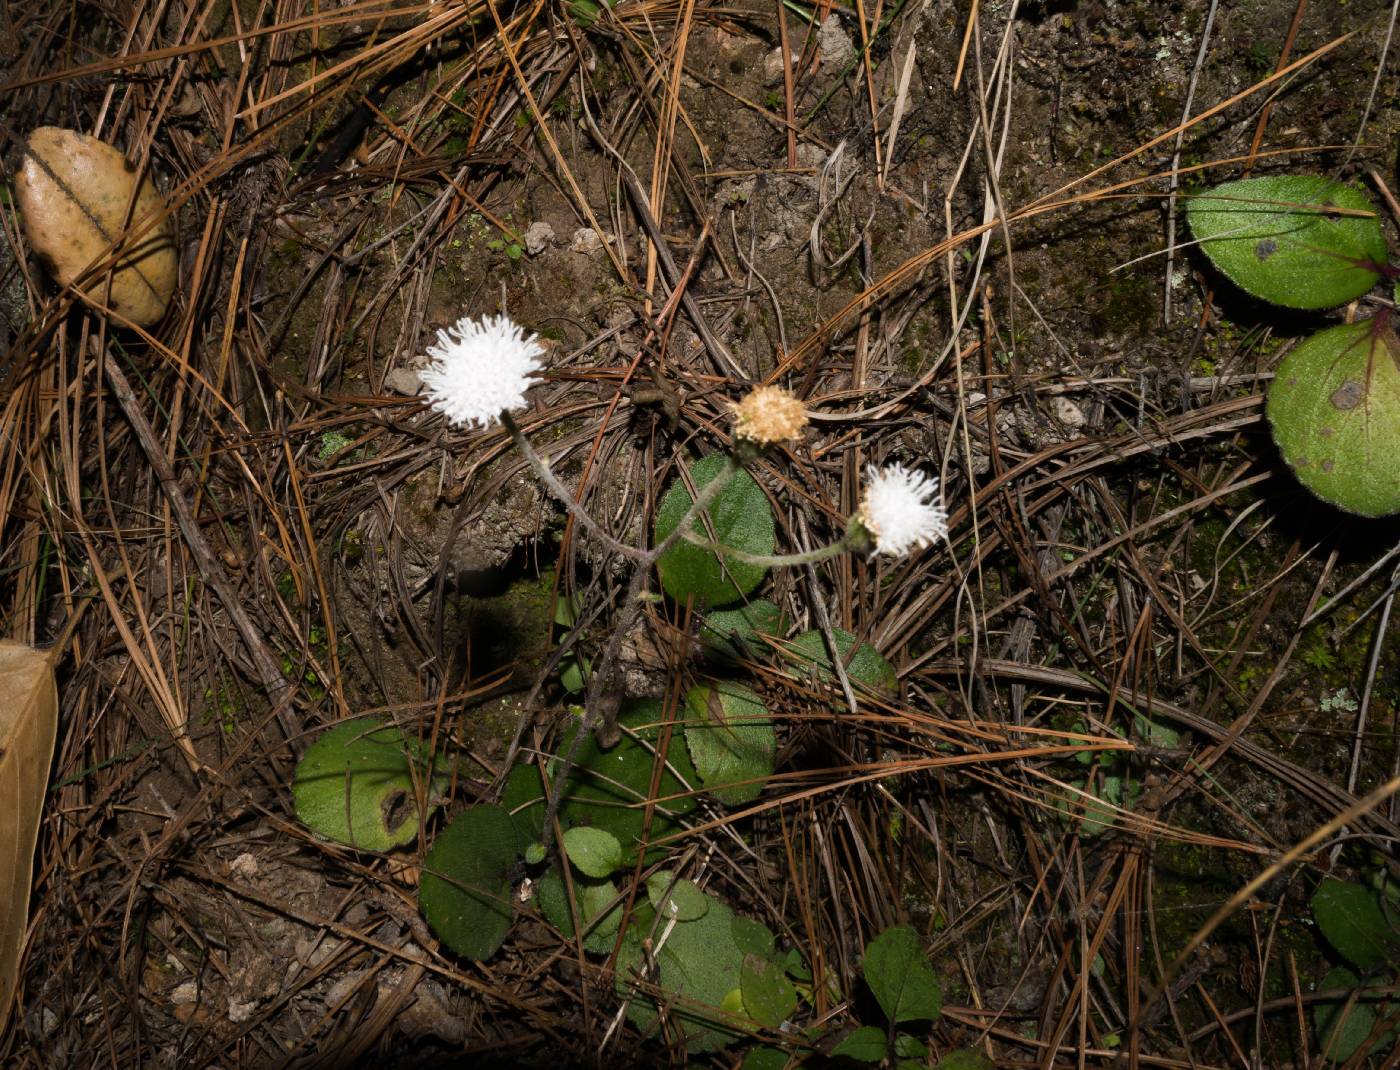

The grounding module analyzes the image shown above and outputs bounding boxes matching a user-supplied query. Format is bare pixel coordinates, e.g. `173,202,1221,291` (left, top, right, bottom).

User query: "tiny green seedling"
831,925,942,1068
1187,175,1400,517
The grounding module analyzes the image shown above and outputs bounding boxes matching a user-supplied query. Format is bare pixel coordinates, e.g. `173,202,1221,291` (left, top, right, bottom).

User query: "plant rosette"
1266,317,1400,517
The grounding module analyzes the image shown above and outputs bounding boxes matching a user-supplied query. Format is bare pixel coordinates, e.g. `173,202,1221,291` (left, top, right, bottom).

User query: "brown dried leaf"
0,642,58,1036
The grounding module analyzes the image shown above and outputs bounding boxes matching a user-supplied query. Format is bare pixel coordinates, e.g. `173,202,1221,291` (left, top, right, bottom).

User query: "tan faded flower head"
730,386,809,446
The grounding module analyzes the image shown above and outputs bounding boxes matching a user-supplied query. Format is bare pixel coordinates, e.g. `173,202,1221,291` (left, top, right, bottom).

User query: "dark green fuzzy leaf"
741,954,798,1028
534,870,626,954
647,870,710,921
935,1051,994,1070
830,1026,886,1062
700,600,788,663
783,629,897,696
419,805,524,961
292,718,441,851
1313,966,1394,1062
685,682,775,806
656,454,775,607
863,925,943,1025
1312,878,1400,971
894,1033,928,1058
509,701,698,862
1267,318,1400,517
741,1047,792,1070
1187,176,1386,309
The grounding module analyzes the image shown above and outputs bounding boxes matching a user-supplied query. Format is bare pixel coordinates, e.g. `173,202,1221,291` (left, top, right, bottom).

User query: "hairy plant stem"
678,528,854,568
537,454,739,855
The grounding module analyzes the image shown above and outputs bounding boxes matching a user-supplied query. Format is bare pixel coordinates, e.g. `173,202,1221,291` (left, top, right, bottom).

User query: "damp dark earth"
5,0,1400,1067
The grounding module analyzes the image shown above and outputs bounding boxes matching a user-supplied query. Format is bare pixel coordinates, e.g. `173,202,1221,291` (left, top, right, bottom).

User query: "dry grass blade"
0,643,57,1036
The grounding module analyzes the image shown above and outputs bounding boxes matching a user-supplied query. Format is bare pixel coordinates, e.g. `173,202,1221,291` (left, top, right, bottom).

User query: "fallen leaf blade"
0,641,58,1036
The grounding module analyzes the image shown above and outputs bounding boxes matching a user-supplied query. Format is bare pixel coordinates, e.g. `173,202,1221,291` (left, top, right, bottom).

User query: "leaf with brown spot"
0,642,58,1035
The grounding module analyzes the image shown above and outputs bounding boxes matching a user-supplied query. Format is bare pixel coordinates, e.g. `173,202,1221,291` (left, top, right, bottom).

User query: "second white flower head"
857,464,948,556
421,313,544,428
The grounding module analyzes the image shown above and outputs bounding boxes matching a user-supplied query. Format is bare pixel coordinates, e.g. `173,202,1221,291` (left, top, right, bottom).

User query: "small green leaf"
535,870,625,953
783,629,897,696
562,826,624,878
684,682,776,806
935,1050,994,1070
863,924,943,1025
646,871,711,920
501,761,548,843
1267,318,1400,517
1312,878,1400,971
830,1025,886,1062
741,954,799,1028
1187,176,1386,309
742,1047,791,1070
700,600,788,663
292,718,440,851
655,454,775,607
732,914,778,960
419,805,524,961
524,842,546,865
894,1033,928,1057
1313,966,1394,1062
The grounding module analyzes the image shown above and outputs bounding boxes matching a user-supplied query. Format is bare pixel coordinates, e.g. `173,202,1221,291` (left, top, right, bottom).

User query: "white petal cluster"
420,314,544,428
857,464,948,556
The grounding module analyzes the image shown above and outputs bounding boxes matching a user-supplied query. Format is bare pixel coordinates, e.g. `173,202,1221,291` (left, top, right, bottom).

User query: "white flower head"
420,313,544,428
855,463,948,557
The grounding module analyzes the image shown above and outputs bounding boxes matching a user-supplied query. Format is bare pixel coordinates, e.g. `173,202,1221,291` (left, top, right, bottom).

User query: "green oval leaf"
684,682,776,806
783,629,897,695
1313,966,1395,1062
512,702,700,862
1311,877,1400,971
1267,318,1400,517
741,953,798,1028
647,870,711,920
863,924,943,1025
292,718,440,851
656,454,775,607
562,825,624,878
1187,176,1386,309
419,804,524,961
830,1025,887,1062
700,600,788,664
535,870,625,953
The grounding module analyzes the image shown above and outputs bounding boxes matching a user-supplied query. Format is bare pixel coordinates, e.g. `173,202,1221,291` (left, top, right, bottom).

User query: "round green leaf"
292,718,440,851
1313,966,1395,1063
535,870,626,953
509,703,699,862
646,870,711,920
783,629,897,695
830,1025,887,1063
862,924,943,1025
562,825,624,878
419,804,524,961
1187,176,1386,309
617,888,760,1053
1267,318,1400,517
699,600,788,664
684,682,776,806
1311,877,1400,972
656,454,775,607
740,953,798,1028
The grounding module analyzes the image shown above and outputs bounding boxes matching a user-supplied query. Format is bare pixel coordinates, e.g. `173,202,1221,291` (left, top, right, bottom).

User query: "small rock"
15,127,177,325
523,221,555,256
169,981,199,1007
385,367,423,395
226,996,258,1024
763,47,801,84
570,227,603,254
227,852,258,880
397,980,467,1044
324,971,367,1009
1049,396,1086,429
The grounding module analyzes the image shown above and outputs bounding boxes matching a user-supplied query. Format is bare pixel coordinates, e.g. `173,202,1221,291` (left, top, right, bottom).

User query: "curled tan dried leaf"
0,642,58,1037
